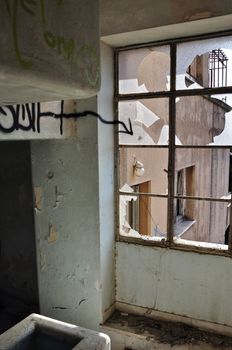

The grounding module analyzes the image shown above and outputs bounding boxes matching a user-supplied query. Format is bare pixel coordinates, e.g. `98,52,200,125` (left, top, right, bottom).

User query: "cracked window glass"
119,45,170,94
176,36,232,90
119,98,169,145
119,187,167,240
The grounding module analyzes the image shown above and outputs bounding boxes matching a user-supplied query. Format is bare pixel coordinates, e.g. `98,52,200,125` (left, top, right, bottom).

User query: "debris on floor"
105,311,232,348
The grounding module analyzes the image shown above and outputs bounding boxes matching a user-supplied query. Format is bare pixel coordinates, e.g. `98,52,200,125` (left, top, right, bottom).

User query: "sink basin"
0,314,110,350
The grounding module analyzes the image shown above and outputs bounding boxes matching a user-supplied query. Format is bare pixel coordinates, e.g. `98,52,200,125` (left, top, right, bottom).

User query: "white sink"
0,314,110,350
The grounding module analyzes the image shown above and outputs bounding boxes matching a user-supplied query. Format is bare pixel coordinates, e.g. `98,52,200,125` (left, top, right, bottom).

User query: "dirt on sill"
104,311,232,348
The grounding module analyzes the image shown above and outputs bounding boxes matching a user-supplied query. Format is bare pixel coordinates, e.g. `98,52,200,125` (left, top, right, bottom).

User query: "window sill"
118,234,230,257
120,230,166,244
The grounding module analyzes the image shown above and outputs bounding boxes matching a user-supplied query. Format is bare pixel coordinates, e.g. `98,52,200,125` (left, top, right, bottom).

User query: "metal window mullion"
117,86,232,101
229,196,232,252
119,145,232,149
119,192,168,199
114,50,121,240
119,192,230,203
175,145,232,149
167,43,177,245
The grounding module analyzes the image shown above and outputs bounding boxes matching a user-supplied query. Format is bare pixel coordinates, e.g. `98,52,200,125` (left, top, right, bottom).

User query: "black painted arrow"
40,100,133,136
54,110,133,135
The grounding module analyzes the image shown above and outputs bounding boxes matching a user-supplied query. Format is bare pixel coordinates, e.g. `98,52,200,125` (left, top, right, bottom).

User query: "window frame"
114,29,232,257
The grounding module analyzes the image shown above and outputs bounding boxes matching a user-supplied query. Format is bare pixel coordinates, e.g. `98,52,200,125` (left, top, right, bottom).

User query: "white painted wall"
116,242,232,326
30,44,116,329
31,98,103,330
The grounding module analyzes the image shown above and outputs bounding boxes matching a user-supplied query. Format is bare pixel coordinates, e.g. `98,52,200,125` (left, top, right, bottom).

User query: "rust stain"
185,11,212,21
34,187,42,211
48,225,58,243
39,250,46,271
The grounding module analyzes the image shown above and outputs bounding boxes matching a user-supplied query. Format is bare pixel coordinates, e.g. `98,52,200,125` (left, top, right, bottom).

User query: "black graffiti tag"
0,101,133,136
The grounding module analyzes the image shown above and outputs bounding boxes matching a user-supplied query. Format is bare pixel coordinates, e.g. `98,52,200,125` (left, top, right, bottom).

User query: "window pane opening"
174,199,229,249
119,98,169,145
119,147,168,196
175,94,232,146
120,192,168,241
175,148,231,200
176,36,232,90
117,33,232,253
119,45,170,94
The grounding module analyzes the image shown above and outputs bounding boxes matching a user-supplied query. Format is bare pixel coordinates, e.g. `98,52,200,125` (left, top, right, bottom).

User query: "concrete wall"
30,43,116,329
0,1,100,103
31,99,103,330
100,2,232,47
100,0,232,36
116,242,232,327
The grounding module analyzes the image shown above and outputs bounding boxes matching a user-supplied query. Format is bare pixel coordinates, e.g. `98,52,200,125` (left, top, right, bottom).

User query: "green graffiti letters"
12,0,33,68
44,31,75,60
73,45,100,87
43,32,100,88
5,0,100,87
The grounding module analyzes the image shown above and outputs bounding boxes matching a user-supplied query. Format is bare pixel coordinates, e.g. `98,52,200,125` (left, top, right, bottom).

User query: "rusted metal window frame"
114,30,232,256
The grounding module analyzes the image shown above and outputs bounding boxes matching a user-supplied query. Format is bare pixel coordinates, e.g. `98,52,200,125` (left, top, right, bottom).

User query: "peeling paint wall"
31,98,103,330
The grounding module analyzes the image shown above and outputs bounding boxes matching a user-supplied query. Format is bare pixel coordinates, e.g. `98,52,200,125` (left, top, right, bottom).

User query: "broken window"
116,32,232,254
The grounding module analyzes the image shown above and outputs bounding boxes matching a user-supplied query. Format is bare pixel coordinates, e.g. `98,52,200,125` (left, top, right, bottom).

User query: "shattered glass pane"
118,98,169,145
119,45,170,94
119,147,168,195
176,36,232,90
119,189,168,240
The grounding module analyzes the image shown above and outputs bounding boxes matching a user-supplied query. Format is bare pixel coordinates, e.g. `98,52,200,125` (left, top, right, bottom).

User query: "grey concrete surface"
0,313,110,350
0,1,100,104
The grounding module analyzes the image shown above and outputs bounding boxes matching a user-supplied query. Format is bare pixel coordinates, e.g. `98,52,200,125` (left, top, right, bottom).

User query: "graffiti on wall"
5,0,99,87
0,101,133,136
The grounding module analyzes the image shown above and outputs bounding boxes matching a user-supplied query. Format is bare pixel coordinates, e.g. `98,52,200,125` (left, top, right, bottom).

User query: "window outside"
116,33,232,253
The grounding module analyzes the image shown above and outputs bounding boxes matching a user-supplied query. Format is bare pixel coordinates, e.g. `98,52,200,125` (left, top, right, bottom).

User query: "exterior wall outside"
120,147,168,236
120,95,230,244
